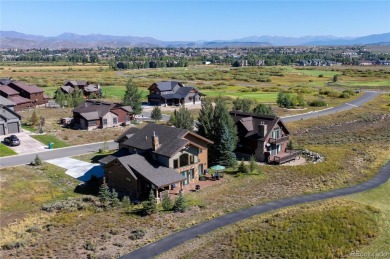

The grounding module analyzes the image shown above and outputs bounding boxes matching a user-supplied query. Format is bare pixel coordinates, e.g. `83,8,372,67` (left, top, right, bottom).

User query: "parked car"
4,135,20,146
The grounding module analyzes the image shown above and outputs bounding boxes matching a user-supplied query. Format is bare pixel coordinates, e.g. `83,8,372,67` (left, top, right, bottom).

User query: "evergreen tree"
196,98,214,138
161,193,172,211
122,196,131,208
216,125,237,166
333,74,339,82
142,189,157,215
173,193,188,213
110,188,120,207
253,103,275,116
34,154,42,166
30,109,39,126
238,159,248,174
233,98,253,112
98,178,111,206
197,96,238,167
151,106,162,121
123,79,143,114
170,106,194,130
249,155,257,173
54,88,65,107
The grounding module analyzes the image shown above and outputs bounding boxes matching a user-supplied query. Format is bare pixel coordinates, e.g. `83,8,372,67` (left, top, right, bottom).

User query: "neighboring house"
0,85,32,111
8,81,49,105
147,81,205,106
99,123,213,199
0,98,21,135
61,80,101,97
0,78,12,85
72,100,133,130
230,111,299,164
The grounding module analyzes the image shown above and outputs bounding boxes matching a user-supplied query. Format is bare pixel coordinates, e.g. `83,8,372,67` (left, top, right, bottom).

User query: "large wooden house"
230,111,299,164
99,123,213,199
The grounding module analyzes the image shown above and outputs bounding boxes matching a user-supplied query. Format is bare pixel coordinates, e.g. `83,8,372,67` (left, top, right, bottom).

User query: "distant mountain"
0,31,389,49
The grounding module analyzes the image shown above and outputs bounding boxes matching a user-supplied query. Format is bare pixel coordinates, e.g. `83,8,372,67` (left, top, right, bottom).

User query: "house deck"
271,150,301,165
168,174,224,196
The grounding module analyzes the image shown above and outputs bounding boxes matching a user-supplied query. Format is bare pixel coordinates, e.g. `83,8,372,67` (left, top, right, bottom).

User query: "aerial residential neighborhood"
1,1,390,259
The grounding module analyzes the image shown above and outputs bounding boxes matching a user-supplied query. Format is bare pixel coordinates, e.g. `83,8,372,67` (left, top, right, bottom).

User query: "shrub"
309,100,328,107
238,159,248,174
173,193,188,213
33,155,42,166
162,194,172,211
249,155,257,173
83,240,96,251
142,190,157,215
129,229,147,240
122,196,131,208
1,241,25,250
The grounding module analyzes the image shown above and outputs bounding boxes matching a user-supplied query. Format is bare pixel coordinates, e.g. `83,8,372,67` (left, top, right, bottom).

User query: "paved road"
123,161,390,259
0,141,118,168
281,91,379,123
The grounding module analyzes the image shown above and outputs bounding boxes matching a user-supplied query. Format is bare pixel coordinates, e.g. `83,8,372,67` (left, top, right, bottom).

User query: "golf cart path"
123,161,390,259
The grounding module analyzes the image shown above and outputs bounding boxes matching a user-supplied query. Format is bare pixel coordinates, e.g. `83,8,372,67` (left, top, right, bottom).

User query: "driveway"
1,131,46,154
46,157,104,182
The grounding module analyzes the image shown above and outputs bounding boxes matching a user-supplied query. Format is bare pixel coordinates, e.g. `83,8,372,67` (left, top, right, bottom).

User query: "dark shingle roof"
153,81,182,91
73,100,115,118
0,105,21,121
115,127,141,142
8,81,44,94
0,86,19,96
117,154,186,187
60,85,74,94
121,124,189,157
80,111,99,120
230,111,287,140
98,148,129,165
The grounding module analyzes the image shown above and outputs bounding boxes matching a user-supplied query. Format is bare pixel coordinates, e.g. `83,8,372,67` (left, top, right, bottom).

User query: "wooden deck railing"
269,135,290,144
272,150,301,164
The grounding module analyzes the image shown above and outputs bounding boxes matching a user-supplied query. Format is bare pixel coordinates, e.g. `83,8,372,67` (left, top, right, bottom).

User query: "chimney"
258,122,267,138
152,131,160,151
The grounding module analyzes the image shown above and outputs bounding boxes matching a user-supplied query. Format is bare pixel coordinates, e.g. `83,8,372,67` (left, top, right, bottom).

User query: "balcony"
269,135,289,144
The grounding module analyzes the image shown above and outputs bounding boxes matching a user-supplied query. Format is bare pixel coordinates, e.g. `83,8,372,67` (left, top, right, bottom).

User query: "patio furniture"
195,185,200,192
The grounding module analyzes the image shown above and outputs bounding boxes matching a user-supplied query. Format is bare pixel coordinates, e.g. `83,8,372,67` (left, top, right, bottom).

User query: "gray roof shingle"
117,154,186,187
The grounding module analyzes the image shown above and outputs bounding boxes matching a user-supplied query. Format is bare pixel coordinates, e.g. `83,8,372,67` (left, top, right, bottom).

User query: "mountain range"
0,31,389,49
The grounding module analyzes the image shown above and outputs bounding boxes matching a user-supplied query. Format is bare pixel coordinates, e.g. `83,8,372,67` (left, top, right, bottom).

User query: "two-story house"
99,123,213,199
0,85,33,111
8,81,48,105
61,80,101,97
230,111,299,164
147,81,205,106
72,100,133,130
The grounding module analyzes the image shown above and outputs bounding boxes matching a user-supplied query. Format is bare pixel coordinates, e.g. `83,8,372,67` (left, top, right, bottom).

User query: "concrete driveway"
1,132,46,154
46,157,104,182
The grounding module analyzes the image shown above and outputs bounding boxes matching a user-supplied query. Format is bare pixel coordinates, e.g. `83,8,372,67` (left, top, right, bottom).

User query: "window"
125,115,130,122
272,128,281,139
89,120,96,126
179,154,189,167
190,155,194,164
190,169,194,180
173,159,179,169
199,148,203,154
113,117,118,124
103,119,108,125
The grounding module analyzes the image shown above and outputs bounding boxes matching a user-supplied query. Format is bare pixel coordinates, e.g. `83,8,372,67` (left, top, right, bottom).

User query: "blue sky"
1,1,389,41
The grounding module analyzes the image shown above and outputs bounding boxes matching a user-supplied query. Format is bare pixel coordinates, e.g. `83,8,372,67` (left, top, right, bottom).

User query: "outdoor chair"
195,185,200,192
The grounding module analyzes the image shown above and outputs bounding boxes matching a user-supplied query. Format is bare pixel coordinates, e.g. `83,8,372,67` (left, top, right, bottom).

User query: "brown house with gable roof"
72,100,133,130
230,111,300,164
99,123,213,199
8,81,48,105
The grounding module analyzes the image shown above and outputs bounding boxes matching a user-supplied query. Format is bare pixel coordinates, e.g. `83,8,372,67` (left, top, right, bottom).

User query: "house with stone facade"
230,111,299,164
99,123,213,200
72,100,133,130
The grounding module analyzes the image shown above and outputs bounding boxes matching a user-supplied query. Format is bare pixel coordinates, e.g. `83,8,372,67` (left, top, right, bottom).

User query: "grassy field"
158,200,380,259
31,134,69,148
347,180,390,254
0,143,17,157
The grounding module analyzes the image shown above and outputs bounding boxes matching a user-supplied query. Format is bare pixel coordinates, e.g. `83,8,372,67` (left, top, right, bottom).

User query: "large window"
179,154,189,167
272,128,281,139
173,159,179,169
89,120,96,126
113,117,118,124
103,119,108,125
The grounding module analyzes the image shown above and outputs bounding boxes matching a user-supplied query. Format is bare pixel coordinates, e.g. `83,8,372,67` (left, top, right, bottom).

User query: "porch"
269,150,301,165
168,174,224,196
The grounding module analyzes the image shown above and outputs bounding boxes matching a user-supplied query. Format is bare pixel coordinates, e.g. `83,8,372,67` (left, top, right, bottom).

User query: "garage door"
7,122,20,134
0,125,4,135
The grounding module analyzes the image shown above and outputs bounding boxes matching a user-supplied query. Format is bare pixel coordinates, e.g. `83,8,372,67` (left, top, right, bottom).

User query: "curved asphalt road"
281,91,380,123
124,161,390,259
122,90,387,259
0,141,118,168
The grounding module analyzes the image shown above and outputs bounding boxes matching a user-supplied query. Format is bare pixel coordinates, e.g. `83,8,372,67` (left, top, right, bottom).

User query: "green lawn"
0,143,17,157
31,134,69,148
202,90,278,102
102,85,148,101
347,179,390,253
